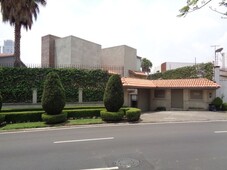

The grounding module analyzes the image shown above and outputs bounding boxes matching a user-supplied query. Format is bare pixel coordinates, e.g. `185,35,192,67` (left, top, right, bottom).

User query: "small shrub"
42,112,68,124
103,74,124,112
222,103,227,111
155,107,166,111
211,97,223,110
0,114,5,124
3,111,44,123
100,110,124,122
66,109,101,119
126,108,141,122
42,72,66,115
0,93,2,111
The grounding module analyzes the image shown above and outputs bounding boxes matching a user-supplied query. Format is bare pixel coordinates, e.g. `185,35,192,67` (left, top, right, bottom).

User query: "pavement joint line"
54,137,114,144
214,131,227,134
80,167,119,170
1,120,227,135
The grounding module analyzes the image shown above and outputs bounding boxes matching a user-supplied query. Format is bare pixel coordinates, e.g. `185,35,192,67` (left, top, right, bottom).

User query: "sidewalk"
140,111,227,123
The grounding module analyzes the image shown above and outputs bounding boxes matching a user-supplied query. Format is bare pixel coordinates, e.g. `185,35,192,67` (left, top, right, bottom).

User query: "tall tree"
141,58,152,74
179,0,227,17
0,0,46,67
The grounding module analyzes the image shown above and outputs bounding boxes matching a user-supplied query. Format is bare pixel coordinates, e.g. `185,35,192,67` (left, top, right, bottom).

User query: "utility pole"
211,45,220,66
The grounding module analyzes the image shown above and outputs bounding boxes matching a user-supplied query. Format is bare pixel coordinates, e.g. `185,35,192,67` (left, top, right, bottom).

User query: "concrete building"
161,62,196,72
41,34,143,77
2,40,14,54
0,54,15,67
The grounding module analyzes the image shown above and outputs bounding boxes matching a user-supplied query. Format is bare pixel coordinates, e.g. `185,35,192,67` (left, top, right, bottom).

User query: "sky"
1,0,227,71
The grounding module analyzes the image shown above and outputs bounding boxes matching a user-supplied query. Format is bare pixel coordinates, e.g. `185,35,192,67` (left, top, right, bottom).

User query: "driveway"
140,111,227,123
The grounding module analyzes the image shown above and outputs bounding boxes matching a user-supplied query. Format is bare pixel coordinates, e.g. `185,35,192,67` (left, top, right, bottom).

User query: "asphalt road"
1,122,227,170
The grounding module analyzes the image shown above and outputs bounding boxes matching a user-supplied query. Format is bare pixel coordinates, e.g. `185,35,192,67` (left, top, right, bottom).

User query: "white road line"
214,131,227,134
80,167,119,170
54,137,114,144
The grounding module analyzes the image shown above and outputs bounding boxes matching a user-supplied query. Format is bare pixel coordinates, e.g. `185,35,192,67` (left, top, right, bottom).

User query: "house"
41,34,144,77
0,54,15,67
122,77,220,112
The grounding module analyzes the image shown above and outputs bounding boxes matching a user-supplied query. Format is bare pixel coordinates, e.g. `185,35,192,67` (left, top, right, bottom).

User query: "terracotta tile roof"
0,54,14,57
122,77,156,88
122,77,220,89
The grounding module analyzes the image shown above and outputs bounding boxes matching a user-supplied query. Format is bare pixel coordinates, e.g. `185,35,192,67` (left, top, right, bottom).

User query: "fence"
0,63,125,76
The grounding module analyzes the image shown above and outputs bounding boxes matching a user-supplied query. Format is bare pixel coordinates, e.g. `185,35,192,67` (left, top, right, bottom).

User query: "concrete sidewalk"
140,111,227,123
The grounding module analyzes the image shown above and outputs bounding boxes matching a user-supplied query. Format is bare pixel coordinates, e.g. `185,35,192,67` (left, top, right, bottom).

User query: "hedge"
0,114,5,124
222,103,227,111
3,111,44,123
100,110,124,122
126,108,141,122
66,109,102,119
0,67,109,103
42,112,68,124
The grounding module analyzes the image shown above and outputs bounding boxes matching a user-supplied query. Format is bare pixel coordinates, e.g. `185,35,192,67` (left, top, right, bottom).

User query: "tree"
179,0,227,17
41,72,66,115
0,0,46,67
141,58,152,74
103,74,124,112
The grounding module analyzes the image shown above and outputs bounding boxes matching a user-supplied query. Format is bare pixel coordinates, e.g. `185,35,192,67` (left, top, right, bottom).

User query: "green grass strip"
0,118,103,131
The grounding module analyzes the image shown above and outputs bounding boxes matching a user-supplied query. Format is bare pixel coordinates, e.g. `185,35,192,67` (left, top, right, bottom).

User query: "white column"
79,88,83,103
32,88,37,104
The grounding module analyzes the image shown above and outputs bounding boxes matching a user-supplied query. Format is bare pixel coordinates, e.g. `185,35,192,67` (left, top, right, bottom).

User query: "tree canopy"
141,58,152,74
179,0,227,17
0,0,46,67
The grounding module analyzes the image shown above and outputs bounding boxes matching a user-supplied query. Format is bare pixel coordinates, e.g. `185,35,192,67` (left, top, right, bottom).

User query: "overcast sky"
1,0,227,71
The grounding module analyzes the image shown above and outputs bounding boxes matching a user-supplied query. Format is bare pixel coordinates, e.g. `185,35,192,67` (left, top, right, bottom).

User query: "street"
1,122,227,170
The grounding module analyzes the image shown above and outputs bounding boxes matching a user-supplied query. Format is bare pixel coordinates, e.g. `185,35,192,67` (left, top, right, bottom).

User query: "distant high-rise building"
3,40,14,54
0,46,2,54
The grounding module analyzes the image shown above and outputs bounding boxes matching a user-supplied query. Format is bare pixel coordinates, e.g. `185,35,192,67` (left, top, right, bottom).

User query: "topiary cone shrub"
103,74,124,112
41,72,66,115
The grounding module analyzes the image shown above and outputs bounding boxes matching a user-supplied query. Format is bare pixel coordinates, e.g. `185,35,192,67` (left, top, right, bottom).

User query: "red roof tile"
122,77,156,88
0,54,14,57
122,77,220,89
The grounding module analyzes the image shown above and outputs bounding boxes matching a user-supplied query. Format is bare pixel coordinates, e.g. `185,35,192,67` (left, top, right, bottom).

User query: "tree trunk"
14,22,22,67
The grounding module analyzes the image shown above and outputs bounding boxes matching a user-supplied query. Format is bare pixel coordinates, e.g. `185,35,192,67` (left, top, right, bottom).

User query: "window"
154,90,165,98
190,90,203,99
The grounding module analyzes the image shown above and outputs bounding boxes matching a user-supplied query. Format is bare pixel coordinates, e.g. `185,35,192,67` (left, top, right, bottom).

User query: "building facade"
161,62,196,72
41,35,142,77
2,40,14,54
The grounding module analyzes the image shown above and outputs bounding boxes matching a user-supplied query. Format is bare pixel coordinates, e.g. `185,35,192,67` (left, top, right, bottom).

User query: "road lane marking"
54,137,114,144
214,131,227,134
80,167,119,170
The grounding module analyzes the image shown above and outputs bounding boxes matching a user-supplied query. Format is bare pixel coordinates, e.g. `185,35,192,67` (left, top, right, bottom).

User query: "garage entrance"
171,89,183,108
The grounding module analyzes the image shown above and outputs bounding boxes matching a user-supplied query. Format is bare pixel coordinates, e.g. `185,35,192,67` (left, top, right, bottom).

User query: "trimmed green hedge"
100,110,124,122
126,108,141,122
42,112,68,124
0,114,5,124
66,109,102,119
222,103,227,111
3,111,44,123
0,67,109,103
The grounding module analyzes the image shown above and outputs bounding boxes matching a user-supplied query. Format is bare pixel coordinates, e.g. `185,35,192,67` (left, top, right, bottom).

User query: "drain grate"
113,158,140,169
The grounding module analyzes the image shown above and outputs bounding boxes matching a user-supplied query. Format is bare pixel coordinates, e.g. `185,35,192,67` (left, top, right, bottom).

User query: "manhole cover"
113,158,140,168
